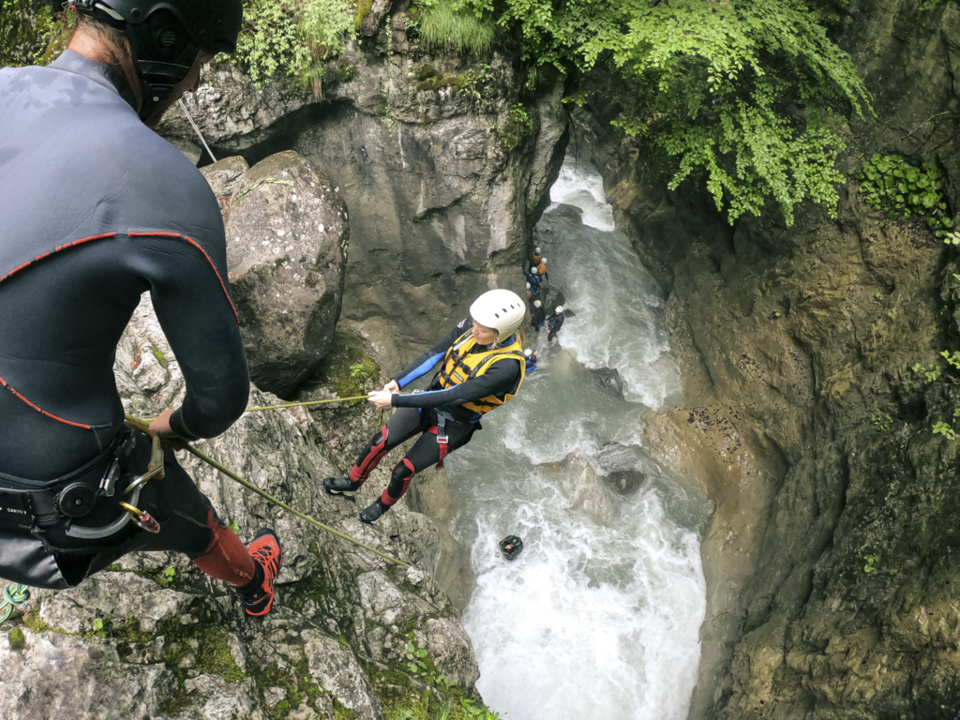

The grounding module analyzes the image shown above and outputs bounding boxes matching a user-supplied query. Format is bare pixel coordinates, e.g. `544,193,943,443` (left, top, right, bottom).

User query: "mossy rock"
413,63,437,81
311,332,380,405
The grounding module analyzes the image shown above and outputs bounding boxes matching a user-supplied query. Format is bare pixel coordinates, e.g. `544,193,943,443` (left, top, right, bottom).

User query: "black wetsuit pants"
348,407,477,506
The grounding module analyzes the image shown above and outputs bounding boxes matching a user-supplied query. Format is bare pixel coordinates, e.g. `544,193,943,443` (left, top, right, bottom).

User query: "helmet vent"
160,29,177,48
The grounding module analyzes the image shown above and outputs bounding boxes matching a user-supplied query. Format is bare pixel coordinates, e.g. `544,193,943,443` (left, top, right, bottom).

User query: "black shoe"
236,528,283,618
324,477,361,497
360,498,389,524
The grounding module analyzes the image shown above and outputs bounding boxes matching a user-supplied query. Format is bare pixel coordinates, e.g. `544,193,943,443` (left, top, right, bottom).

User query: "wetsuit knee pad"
384,459,417,505
350,424,390,483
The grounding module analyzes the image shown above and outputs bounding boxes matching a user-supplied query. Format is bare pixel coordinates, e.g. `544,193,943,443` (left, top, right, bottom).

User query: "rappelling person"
531,299,546,331
524,348,539,373
324,289,527,523
0,0,283,617
547,306,565,342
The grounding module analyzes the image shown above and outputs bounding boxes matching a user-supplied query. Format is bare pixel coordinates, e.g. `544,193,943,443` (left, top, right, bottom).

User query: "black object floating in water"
499,535,523,561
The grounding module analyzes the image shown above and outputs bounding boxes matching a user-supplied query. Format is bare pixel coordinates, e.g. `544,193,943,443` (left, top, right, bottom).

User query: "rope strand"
125,415,410,568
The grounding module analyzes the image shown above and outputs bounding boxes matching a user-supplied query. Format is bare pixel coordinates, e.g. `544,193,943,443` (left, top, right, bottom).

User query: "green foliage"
415,0,496,56
932,421,957,440
0,0,64,68
857,154,953,234
863,555,877,573
913,361,942,384
871,413,892,431
496,103,535,150
465,0,872,226
8,627,25,650
944,231,960,246
233,0,356,88
157,567,177,588
942,350,960,370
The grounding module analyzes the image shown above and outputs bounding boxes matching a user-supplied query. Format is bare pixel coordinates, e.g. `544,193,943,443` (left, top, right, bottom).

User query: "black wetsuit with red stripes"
0,52,249,584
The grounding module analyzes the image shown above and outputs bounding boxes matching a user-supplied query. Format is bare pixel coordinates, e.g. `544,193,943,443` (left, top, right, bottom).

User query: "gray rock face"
159,36,569,369
580,1,960,718
218,151,349,396
0,294,481,719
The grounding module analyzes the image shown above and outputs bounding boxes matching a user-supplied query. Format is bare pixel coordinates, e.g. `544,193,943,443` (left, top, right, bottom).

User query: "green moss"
22,609,51,634
414,63,437,81
332,697,358,720
151,345,168,369
8,627,25,650
311,332,380,406
274,254,292,268
324,60,358,84
369,93,390,117
196,627,245,682
354,0,374,31
416,76,448,92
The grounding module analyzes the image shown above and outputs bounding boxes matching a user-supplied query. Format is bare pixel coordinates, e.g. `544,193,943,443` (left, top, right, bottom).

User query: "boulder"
219,151,349,396
590,367,625,399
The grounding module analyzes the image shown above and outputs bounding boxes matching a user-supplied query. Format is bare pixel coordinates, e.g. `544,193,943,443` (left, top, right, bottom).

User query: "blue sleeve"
394,318,470,388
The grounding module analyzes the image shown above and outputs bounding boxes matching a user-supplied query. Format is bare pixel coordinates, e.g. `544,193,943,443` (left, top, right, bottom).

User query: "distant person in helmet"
530,299,546,330
547,306,565,342
534,257,549,281
524,348,538,373
325,289,527,523
0,0,283,618
532,247,542,265
524,266,542,289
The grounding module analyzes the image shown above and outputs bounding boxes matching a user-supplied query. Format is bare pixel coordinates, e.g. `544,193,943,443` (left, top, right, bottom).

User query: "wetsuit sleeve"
393,318,470,388
392,359,521,410
141,237,249,440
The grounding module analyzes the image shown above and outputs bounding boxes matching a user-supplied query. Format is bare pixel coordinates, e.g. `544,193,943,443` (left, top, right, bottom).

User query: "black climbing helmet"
74,0,242,102
499,535,524,561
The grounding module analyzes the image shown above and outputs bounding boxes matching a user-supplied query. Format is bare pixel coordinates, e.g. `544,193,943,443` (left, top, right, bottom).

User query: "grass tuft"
417,3,495,56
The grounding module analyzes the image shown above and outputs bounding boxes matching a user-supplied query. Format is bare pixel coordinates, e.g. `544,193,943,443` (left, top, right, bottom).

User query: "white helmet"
555,305,564,314
534,246,541,253
526,282,531,289
470,289,526,342
540,257,547,263
530,266,538,274
524,348,532,357
533,300,541,308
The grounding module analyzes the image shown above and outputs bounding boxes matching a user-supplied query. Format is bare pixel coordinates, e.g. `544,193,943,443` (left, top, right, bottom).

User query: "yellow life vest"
437,331,525,415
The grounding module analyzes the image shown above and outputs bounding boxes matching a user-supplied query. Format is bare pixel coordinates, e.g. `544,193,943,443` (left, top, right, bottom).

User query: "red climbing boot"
236,528,283,617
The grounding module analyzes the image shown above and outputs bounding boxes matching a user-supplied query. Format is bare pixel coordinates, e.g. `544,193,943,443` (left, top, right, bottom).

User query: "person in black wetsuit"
530,299,546,331
324,289,527,523
0,0,282,617
547,306,565,342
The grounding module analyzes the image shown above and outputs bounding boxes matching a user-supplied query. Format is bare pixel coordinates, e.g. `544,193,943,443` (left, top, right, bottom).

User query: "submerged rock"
590,367,625,399
557,453,621,526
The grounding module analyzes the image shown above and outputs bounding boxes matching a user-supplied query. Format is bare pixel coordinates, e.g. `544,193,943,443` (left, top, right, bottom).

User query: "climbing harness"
64,421,164,540
0,582,29,623
124,415,410,567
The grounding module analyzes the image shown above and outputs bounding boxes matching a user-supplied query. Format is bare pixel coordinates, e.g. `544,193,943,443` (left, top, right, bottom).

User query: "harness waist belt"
0,428,135,528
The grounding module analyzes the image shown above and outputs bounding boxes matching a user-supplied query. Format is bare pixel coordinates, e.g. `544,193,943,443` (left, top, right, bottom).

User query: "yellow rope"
244,395,370,413
125,415,410,568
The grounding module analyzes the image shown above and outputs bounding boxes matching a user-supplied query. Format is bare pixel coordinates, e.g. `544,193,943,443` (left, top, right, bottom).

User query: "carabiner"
119,501,161,534
123,420,165,495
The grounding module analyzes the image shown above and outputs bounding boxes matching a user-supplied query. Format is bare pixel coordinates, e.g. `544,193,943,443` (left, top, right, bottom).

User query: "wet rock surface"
582,0,960,718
